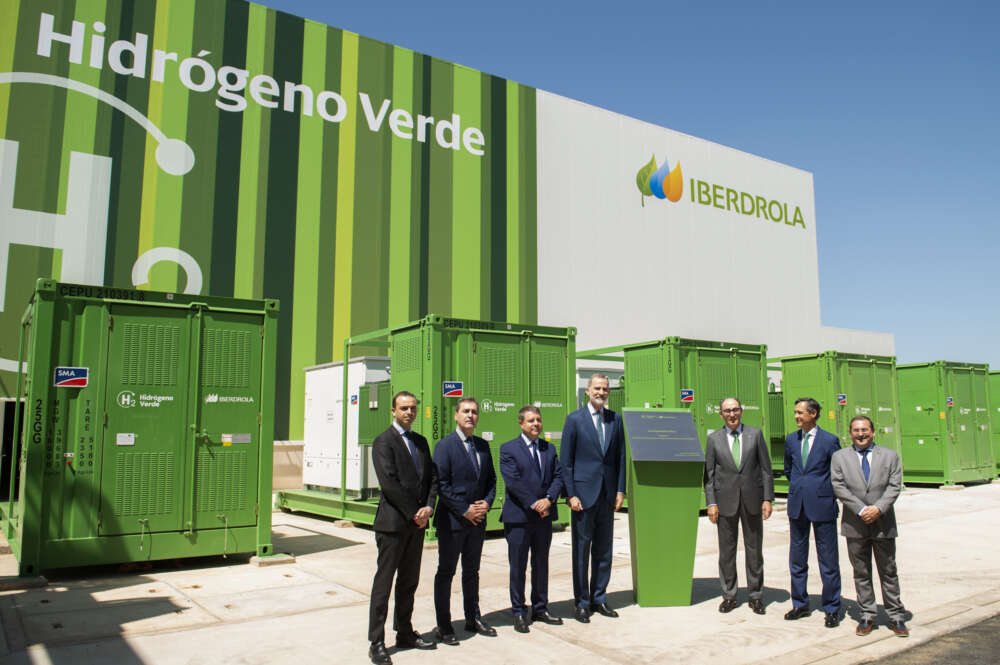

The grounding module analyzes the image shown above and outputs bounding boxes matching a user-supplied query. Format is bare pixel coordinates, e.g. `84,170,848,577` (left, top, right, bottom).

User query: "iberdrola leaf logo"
636,154,683,207
636,155,656,205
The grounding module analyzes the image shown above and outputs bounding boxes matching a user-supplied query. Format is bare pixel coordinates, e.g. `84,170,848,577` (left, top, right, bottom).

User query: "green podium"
624,408,705,607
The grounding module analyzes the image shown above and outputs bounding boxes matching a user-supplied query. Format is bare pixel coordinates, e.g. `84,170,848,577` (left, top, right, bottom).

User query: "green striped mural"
0,0,538,438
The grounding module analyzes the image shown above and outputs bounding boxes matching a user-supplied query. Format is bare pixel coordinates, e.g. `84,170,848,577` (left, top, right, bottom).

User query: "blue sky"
260,1,999,368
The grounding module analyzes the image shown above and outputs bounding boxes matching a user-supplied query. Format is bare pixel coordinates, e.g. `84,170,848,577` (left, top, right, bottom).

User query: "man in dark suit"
499,405,565,633
783,397,842,627
367,391,438,665
560,373,626,623
431,397,498,645
831,415,908,637
704,397,774,614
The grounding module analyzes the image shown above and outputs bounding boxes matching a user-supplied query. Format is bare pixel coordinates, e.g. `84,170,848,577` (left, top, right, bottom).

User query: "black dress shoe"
856,619,875,635
825,612,840,628
513,615,530,633
464,617,497,636
590,603,619,618
784,606,811,620
889,620,909,637
719,598,739,613
396,632,436,650
369,641,392,665
434,626,459,645
748,599,765,615
574,606,591,623
531,611,563,625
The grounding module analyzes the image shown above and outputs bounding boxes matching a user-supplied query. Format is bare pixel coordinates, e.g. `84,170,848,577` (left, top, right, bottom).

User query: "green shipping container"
618,337,769,510
623,338,770,441
2,280,279,575
898,361,994,485
776,351,902,455
280,315,577,534
991,371,1000,476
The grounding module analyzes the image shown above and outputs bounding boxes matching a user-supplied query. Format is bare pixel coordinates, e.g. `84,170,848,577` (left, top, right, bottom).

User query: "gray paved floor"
0,481,998,665
871,612,1000,665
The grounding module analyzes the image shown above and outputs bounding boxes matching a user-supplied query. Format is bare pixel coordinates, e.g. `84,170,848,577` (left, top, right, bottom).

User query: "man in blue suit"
431,398,497,645
499,405,565,633
783,397,843,627
560,374,626,623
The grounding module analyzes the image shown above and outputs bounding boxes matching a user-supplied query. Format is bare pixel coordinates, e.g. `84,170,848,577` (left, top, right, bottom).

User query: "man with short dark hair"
560,373,626,623
704,397,774,614
783,397,842,628
831,416,908,637
368,391,438,665
432,398,497,645
499,405,565,633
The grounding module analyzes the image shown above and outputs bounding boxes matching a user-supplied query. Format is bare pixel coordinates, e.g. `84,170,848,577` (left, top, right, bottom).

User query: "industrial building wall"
535,91,894,358
0,0,892,440
0,0,540,438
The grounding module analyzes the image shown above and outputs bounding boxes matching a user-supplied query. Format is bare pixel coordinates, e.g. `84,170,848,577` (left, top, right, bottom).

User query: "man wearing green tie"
783,397,843,628
704,398,774,614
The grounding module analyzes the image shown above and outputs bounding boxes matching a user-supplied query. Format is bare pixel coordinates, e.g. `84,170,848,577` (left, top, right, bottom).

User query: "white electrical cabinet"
302,357,390,492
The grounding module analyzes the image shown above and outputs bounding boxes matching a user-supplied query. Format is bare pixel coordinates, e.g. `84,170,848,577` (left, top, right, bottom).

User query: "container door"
733,351,766,432
528,336,571,441
951,368,976,470
472,332,524,440
873,363,899,451
192,310,263,529
693,348,732,440
100,306,191,535
991,374,1000,470
471,332,525,504
623,345,664,407
844,360,875,440
971,369,992,470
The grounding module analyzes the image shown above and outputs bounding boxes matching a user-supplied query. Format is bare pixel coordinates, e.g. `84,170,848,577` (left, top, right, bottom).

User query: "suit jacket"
784,427,841,523
703,424,775,517
831,444,901,540
499,436,564,524
371,425,438,533
559,406,627,509
432,430,497,531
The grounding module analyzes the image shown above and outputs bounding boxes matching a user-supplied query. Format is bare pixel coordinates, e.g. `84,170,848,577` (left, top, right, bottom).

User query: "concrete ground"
0,481,998,665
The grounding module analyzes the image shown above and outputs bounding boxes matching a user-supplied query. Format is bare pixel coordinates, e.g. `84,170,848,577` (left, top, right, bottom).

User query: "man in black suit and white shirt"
704,397,774,614
367,391,438,665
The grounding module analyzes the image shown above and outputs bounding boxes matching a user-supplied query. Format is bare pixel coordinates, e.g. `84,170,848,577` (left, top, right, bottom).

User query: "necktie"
466,438,480,477
403,431,422,476
801,433,811,466
731,430,741,466
859,448,871,483
531,442,542,474
595,411,607,453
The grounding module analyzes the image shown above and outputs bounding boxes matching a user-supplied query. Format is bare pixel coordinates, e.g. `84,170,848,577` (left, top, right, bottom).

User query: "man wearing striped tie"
704,398,774,615
431,398,498,645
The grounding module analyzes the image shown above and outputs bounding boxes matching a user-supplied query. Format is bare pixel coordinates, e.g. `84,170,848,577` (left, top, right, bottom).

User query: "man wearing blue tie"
560,374,626,623
431,398,498,645
783,397,843,628
499,405,565,633
831,416,908,637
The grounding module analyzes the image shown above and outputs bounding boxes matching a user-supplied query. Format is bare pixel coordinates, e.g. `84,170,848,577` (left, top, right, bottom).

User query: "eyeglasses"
721,408,742,414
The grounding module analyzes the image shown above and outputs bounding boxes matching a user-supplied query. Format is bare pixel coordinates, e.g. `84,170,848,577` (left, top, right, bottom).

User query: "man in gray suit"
831,415,908,637
704,397,774,614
